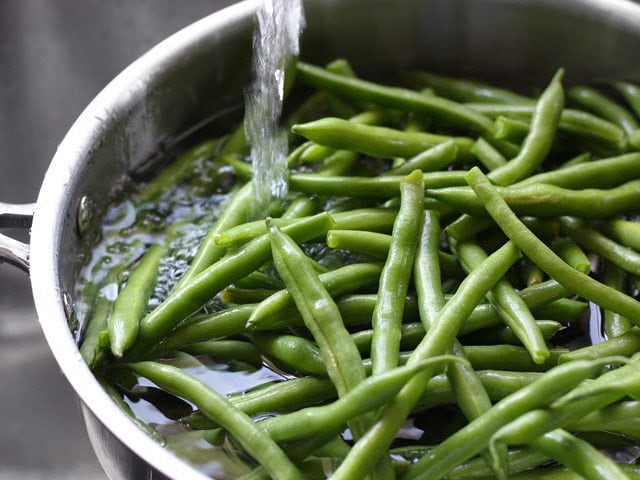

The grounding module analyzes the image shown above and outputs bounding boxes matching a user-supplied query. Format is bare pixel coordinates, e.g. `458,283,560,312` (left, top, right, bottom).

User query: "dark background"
0,1,237,477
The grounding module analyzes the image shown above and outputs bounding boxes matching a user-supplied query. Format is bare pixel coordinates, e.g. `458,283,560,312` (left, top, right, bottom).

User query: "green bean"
221,155,253,179
267,221,369,440
605,218,640,252
603,263,633,337
571,400,640,433
281,195,318,220
445,215,495,242
173,182,252,290
331,241,521,480
470,138,507,171
558,328,640,363
219,287,274,305
531,299,587,323
462,345,565,372
486,70,564,185
183,340,263,369
126,362,302,480
316,149,358,176
551,238,590,274
292,117,475,160
215,208,398,248
515,152,640,189
529,429,628,480
296,62,496,133
258,356,466,443
464,103,626,148
385,140,458,175
234,271,284,290
455,241,550,364
371,170,424,374
130,213,334,356
465,167,640,323
569,86,639,135
461,321,562,346
609,80,640,118
447,448,550,480
402,357,626,480
523,258,546,286
249,333,325,376
560,216,640,276
402,70,534,105
246,262,382,329
494,115,530,143
292,170,466,198
432,179,640,219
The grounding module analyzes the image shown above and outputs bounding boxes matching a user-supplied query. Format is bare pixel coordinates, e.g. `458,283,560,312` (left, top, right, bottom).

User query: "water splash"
244,0,305,217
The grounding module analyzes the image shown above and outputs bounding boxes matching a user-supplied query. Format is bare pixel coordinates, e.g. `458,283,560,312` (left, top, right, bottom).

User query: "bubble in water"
244,0,305,217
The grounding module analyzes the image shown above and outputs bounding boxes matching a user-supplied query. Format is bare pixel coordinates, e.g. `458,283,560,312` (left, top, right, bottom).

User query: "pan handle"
0,202,35,272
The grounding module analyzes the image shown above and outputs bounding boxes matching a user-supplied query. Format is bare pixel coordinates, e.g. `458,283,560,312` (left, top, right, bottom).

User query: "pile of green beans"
75,60,640,480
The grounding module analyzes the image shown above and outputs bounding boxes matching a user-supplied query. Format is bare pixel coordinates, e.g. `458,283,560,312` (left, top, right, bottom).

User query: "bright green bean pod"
431,179,640,219
487,70,564,185
509,464,640,480
267,221,369,439
184,340,263,369
331,241,521,480
447,447,550,480
258,356,466,443
551,238,591,274
455,241,550,364
515,152,640,189
530,430,629,480
220,287,274,305
470,138,508,171
385,140,458,175
462,345,565,372
402,70,534,105
464,103,625,148
174,182,252,290
281,195,317,219
461,321,562,346
606,218,640,252
560,151,591,169
558,328,640,363
610,80,640,117
292,117,475,160
108,243,166,357
403,357,626,480
296,62,496,133
569,86,639,135
234,271,284,290
131,213,334,356
494,116,530,143
570,400,640,432
291,170,466,198
127,362,302,480
603,263,633,338
249,333,326,376
247,262,382,329
371,171,423,374
466,166,640,323
560,216,640,276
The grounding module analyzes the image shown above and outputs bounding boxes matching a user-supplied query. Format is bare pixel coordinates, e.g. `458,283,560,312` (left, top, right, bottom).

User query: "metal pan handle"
0,202,35,272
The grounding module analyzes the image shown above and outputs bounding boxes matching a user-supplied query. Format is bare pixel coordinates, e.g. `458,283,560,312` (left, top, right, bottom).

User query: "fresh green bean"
296,62,497,133
559,151,591,169
430,180,640,219
551,238,590,274
292,116,476,161
184,340,263,369
249,333,326,376
603,263,633,337
509,464,640,480
605,218,640,252
558,328,640,363
529,429,628,480
609,80,640,118
455,241,550,364
402,70,534,105
127,362,303,480
486,70,564,185
466,167,640,323
569,86,639,135
560,216,640,276
470,138,507,171
219,287,274,305
385,140,458,175
494,115,530,143
371,170,424,374
461,321,562,346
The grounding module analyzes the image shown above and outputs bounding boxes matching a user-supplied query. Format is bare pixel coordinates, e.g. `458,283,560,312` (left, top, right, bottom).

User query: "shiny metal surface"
16,0,640,478
0,202,34,271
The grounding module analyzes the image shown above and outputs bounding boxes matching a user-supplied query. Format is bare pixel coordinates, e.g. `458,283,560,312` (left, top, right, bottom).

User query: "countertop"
0,1,237,478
